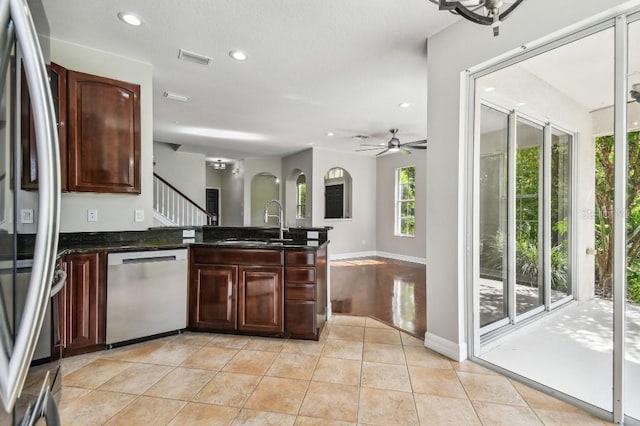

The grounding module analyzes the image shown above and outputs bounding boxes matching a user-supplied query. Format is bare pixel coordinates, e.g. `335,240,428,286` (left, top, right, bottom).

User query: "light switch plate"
87,209,98,222
307,231,319,239
20,209,33,224
183,229,195,238
134,209,145,222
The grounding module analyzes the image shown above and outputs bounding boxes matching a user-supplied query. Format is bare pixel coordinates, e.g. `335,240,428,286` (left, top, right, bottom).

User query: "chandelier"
429,0,525,36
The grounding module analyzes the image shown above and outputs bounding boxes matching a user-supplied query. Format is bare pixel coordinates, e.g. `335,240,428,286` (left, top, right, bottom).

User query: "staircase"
153,173,216,226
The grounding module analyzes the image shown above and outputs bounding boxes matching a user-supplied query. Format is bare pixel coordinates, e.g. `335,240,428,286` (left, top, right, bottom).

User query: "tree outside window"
396,166,415,236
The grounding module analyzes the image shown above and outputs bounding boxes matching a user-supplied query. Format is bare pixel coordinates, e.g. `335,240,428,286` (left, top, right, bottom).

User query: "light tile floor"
55,315,611,425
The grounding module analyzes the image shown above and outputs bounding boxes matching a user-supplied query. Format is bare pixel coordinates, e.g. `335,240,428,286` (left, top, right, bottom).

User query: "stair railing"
153,173,216,226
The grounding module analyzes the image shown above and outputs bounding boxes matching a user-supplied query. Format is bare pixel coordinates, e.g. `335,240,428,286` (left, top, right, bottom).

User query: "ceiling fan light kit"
429,0,526,36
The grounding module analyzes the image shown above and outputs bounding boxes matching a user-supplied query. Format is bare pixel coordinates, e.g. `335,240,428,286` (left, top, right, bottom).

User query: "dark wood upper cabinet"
67,70,141,193
61,252,106,357
21,62,68,191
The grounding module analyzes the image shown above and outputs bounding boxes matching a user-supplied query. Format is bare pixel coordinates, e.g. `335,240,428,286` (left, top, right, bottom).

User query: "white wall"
250,173,279,226
375,151,427,262
18,37,153,233
153,142,206,207
220,160,244,226
282,149,313,227
206,167,223,188
312,147,376,255
426,0,632,360
243,157,282,226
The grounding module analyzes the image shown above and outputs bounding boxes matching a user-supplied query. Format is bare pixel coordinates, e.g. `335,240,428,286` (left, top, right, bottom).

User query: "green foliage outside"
480,141,570,292
595,131,640,304
399,166,416,236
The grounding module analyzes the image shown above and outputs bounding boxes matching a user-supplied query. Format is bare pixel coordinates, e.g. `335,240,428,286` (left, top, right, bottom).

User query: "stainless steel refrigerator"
0,0,63,424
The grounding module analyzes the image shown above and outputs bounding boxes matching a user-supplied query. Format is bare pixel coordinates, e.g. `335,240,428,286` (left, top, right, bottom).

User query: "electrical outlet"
134,209,145,222
20,209,33,224
87,209,98,222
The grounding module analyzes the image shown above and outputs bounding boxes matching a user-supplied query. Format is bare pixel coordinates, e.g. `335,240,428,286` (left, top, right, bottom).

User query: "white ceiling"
32,0,458,160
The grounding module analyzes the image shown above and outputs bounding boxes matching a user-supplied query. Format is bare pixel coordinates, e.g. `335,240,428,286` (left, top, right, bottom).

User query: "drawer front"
286,250,316,266
286,283,315,300
285,267,316,283
192,248,283,266
285,300,317,339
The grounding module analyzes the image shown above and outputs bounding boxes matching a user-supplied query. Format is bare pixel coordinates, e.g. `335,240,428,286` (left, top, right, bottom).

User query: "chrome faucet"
263,199,287,239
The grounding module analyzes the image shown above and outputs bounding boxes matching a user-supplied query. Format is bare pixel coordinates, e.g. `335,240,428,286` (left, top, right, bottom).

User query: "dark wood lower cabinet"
238,266,283,333
59,252,106,357
188,246,325,340
285,299,316,337
189,264,237,330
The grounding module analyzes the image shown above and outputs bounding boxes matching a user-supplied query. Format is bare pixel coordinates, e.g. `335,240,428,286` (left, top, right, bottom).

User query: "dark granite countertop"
5,226,330,260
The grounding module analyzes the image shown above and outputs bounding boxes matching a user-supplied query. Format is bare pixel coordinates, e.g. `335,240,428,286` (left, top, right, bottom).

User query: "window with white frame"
296,173,306,219
395,166,415,236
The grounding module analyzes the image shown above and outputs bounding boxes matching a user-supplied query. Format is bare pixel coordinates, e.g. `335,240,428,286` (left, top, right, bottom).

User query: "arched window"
324,167,352,219
296,174,306,219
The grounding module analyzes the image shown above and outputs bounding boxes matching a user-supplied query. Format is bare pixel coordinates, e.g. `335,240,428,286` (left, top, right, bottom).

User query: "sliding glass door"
478,105,573,335
470,9,640,421
625,15,640,423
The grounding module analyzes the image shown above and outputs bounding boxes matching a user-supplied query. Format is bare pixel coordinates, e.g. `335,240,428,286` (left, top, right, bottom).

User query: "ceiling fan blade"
400,148,412,155
356,147,384,152
359,143,386,147
408,145,427,150
376,148,390,157
402,139,427,146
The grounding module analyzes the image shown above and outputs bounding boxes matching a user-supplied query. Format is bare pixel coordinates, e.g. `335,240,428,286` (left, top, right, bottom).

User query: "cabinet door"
63,252,105,356
285,300,317,339
189,264,237,330
238,266,283,333
67,70,140,193
21,62,67,191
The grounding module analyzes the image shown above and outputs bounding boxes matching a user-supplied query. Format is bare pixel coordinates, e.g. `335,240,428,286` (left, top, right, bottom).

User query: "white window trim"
395,165,416,237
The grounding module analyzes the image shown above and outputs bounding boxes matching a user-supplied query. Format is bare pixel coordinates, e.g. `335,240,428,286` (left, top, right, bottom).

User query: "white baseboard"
329,250,426,264
375,251,426,265
330,251,377,260
424,332,468,362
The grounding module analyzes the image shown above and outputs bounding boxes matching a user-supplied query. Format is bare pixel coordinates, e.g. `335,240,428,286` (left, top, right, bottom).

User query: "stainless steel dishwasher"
106,249,187,345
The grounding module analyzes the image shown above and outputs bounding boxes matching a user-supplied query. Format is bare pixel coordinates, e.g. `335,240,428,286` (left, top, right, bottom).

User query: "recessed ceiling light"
327,132,334,137
635,121,639,126
516,102,526,107
484,87,496,92
229,50,248,61
117,12,142,26
398,102,410,108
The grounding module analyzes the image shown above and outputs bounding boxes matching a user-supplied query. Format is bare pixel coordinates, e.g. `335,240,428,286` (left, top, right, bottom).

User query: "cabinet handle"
0,0,61,413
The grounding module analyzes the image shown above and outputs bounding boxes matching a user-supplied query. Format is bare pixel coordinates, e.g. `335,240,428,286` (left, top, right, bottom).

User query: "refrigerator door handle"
0,0,61,413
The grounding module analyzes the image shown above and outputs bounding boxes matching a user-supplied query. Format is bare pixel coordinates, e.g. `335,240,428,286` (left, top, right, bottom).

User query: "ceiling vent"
352,135,369,140
163,91,190,102
178,49,212,66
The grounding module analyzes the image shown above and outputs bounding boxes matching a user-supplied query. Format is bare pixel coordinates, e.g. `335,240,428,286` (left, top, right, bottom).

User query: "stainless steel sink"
214,237,294,246
216,239,269,245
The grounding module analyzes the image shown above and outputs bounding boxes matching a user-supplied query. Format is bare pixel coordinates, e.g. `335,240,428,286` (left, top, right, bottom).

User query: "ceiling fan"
356,129,427,156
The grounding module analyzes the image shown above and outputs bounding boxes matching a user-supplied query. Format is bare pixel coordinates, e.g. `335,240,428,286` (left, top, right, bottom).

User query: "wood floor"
330,256,426,338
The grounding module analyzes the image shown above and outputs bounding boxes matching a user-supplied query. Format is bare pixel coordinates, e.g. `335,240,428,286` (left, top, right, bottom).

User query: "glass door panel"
479,104,509,328
515,118,544,316
550,128,572,303
625,16,640,423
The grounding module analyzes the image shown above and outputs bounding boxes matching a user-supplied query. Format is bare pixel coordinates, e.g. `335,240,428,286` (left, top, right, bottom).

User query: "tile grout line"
453,367,487,425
